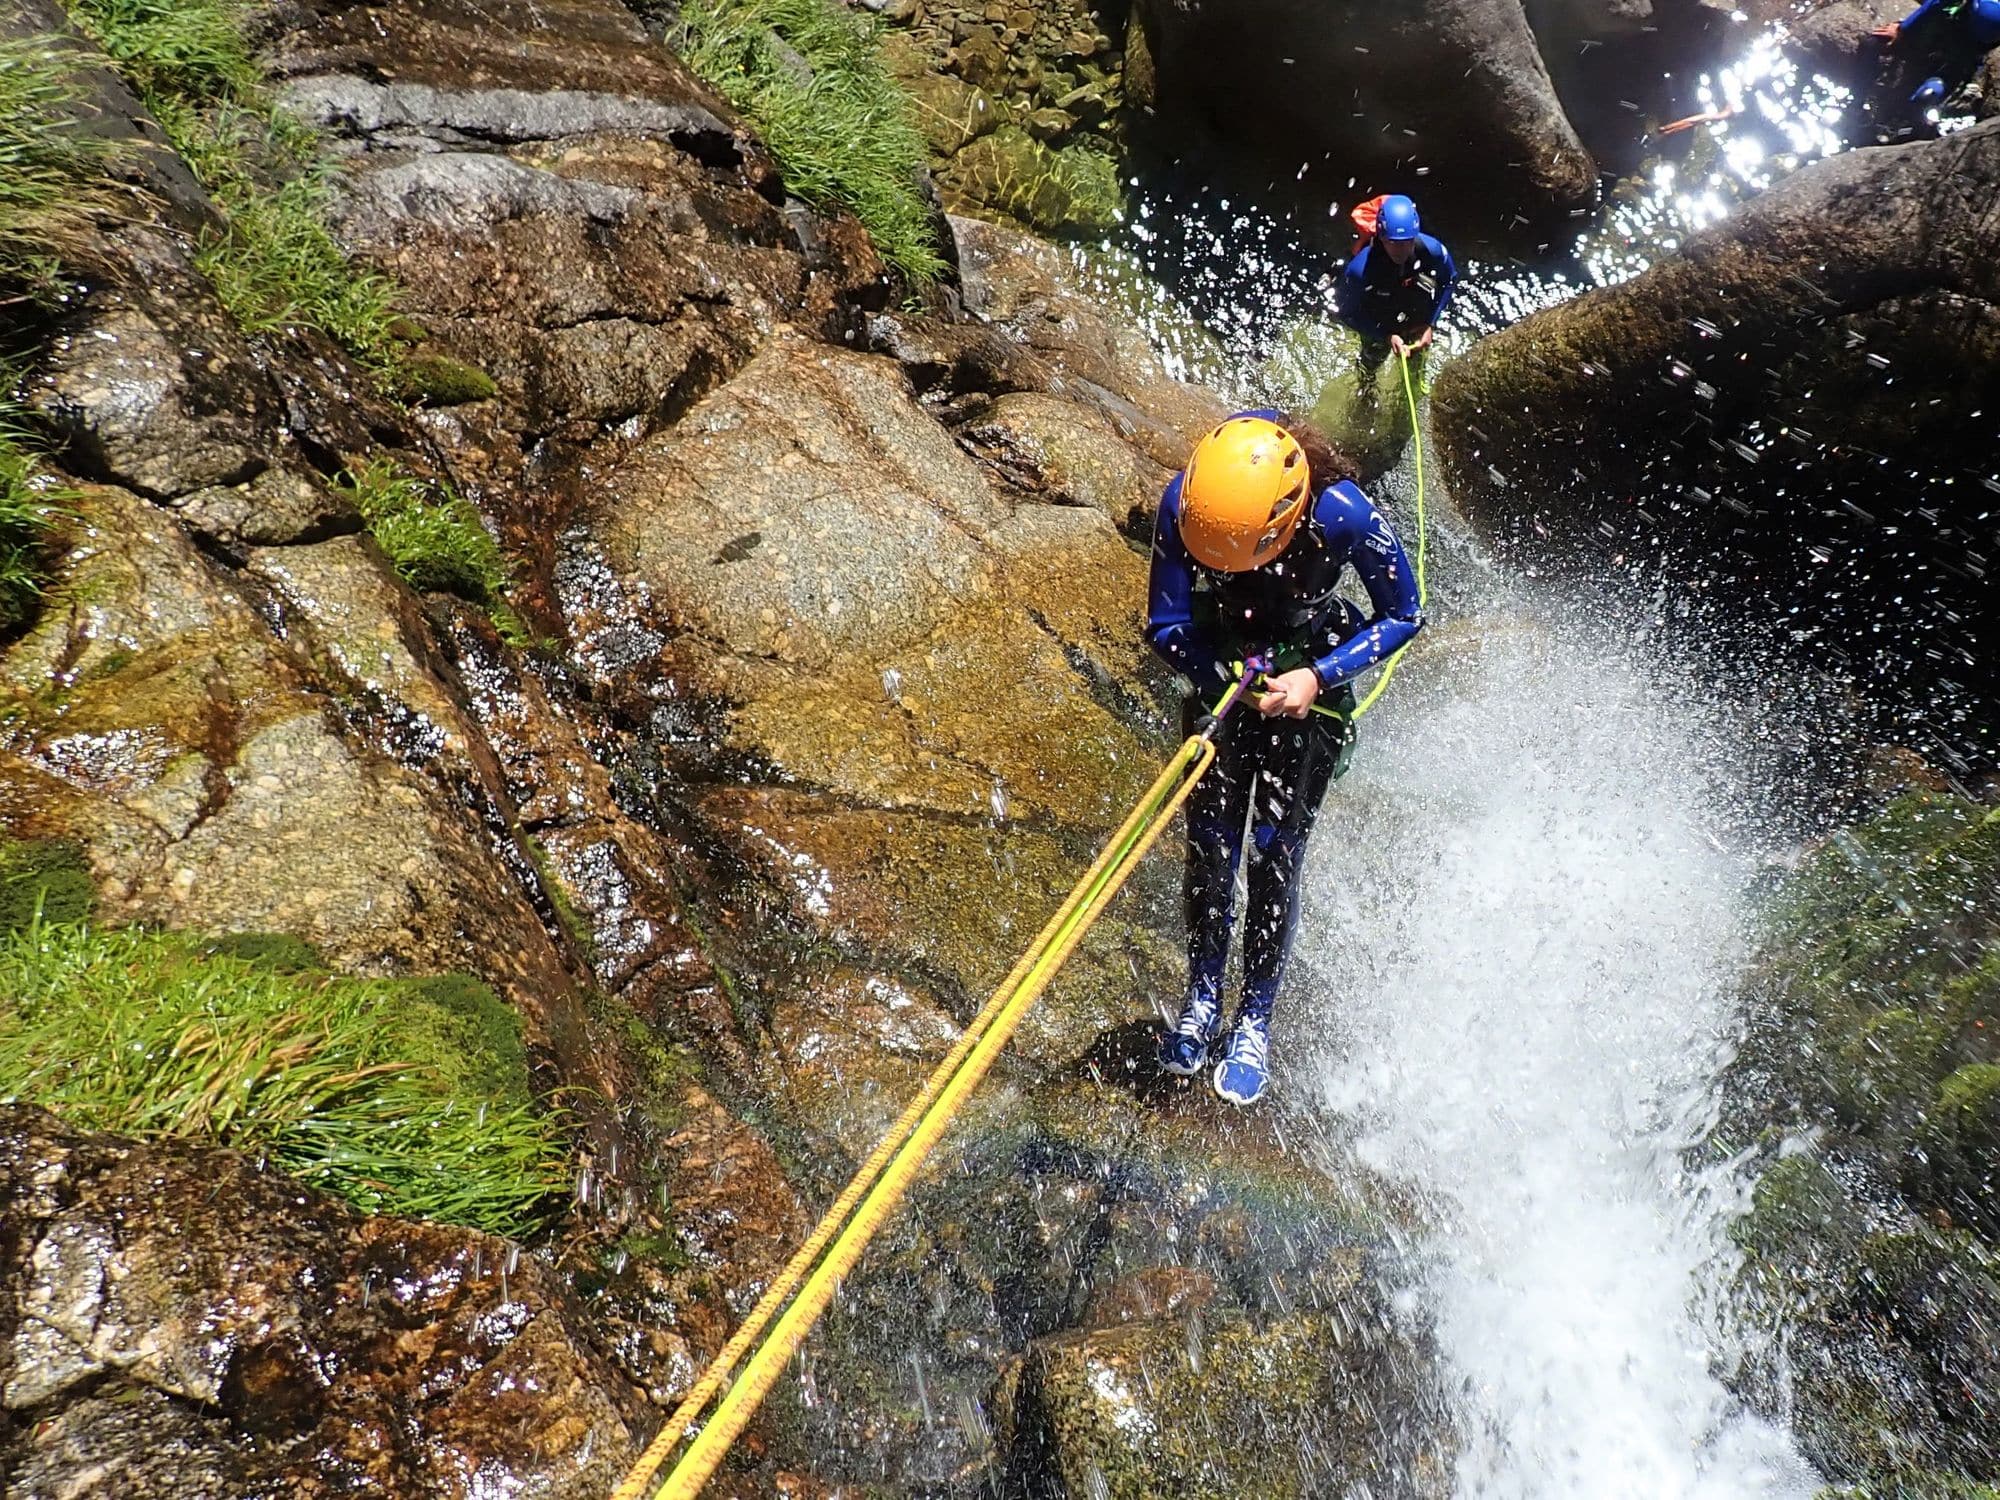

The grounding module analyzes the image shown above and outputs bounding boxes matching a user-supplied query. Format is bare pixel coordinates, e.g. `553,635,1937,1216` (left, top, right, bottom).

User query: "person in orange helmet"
1147,413,1422,1104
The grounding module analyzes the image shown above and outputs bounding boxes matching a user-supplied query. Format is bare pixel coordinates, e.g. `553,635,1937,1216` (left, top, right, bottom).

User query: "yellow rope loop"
609,731,1219,1500
1352,350,1430,720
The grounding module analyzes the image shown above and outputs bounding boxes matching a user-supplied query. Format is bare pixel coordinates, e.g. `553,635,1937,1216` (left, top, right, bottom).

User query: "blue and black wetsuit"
1147,422,1422,1025
1880,0,2000,123
1336,234,1457,356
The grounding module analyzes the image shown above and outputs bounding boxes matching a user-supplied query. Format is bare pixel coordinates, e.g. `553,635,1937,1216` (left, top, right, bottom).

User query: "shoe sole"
1159,1049,1207,1078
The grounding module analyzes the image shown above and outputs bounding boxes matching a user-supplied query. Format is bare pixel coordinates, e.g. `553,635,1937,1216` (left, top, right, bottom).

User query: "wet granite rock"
958,390,1172,530
1009,1303,1448,1499
952,214,1229,470
170,463,360,549
27,227,287,502
0,1106,650,1499
1430,119,2000,644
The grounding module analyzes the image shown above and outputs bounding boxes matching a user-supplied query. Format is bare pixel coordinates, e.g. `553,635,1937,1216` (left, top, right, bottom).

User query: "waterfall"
1296,585,1821,1498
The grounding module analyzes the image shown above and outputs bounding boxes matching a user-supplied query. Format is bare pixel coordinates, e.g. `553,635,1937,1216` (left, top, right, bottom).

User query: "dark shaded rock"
0,1106,650,1498
1523,0,1743,170
1130,0,1596,231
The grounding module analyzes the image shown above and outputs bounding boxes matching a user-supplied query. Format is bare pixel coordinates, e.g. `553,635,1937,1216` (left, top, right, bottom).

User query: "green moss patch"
391,350,499,407
673,0,943,284
0,917,565,1235
0,838,94,932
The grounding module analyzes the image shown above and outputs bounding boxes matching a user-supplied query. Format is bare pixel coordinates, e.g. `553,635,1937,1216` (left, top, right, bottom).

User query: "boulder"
1129,0,1597,229
0,1107,650,1498
1008,1298,1448,1498
1430,119,2000,707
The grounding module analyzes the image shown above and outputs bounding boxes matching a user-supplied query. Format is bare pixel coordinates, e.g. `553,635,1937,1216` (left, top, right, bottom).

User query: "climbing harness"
1352,351,1430,719
607,370,1430,1499
608,665,1262,1500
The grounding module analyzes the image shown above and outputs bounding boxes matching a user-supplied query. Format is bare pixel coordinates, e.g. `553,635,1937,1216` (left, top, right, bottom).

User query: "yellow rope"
603,366,1430,1493
610,725,1224,1500
1352,349,1430,719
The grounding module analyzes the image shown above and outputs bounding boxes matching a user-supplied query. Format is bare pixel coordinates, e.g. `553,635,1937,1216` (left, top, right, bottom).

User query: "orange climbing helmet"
1177,416,1311,572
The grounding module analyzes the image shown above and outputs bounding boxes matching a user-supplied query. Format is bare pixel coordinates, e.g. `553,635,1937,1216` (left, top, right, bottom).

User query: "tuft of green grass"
0,918,565,1235
0,413,77,634
335,459,522,636
64,0,401,364
0,34,119,287
673,0,943,285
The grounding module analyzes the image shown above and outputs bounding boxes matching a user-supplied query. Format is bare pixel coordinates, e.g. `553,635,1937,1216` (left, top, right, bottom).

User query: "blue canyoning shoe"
1159,993,1221,1076
1212,1015,1271,1106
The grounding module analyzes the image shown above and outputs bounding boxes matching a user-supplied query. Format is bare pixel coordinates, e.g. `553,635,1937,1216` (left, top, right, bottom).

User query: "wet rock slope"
0,0,1446,1494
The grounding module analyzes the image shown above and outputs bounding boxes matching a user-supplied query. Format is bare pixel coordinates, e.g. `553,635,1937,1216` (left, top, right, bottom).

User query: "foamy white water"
1296,609,1820,1499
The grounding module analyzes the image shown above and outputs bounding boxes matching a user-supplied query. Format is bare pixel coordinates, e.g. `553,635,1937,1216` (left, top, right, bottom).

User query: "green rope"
1351,350,1429,720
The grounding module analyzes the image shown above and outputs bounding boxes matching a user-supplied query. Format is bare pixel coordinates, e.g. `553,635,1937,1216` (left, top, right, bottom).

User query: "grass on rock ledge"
62,0,400,364
0,840,566,1238
337,459,529,642
673,0,944,284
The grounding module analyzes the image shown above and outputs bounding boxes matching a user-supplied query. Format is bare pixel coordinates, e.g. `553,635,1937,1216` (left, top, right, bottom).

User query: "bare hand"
1411,325,1435,351
1390,334,1408,359
1254,667,1321,719
1872,21,1899,39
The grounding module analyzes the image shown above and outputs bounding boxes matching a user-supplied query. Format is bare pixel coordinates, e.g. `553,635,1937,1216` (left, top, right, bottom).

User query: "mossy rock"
1923,1063,2000,1237
941,126,1121,236
1011,1305,1447,1498
0,839,93,933
391,350,499,407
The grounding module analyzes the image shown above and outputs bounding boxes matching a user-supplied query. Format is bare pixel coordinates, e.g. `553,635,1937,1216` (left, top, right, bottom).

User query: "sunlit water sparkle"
1296,606,1820,1498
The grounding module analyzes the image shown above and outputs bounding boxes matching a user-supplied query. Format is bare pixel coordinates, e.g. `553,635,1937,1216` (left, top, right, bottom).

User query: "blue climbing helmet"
1378,194,1421,242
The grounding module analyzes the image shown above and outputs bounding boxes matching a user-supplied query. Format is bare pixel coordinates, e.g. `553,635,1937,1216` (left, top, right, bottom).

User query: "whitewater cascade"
1299,584,1823,1498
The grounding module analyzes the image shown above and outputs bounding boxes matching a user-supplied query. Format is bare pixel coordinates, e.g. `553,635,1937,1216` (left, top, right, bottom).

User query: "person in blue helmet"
1147,412,1421,1106
1870,0,2000,133
1334,194,1456,395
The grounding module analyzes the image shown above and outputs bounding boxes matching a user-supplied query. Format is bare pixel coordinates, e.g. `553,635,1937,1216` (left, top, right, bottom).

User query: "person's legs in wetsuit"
1236,707,1353,1024
1354,337,1392,398
1163,691,1355,1097
1160,694,1250,1075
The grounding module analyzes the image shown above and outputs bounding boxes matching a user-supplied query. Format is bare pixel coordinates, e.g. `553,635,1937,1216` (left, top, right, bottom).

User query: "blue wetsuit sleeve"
1308,482,1423,688
1432,240,1457,326
1146,476,1228,688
